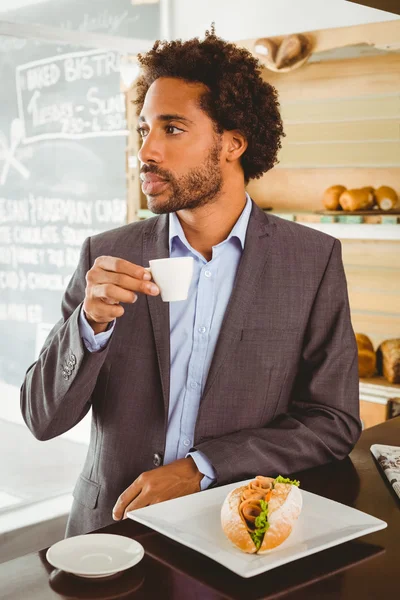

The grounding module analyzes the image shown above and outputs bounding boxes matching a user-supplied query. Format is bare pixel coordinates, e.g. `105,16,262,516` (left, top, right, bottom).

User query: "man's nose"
138,131,163,164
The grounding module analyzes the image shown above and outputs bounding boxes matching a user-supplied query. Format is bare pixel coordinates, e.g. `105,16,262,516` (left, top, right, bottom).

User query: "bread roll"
356,333,374,353
361,187,376,203
221,476,302,554
356,333,376,378
259,483,302,553
374,186,398,211
275,34,309,69
322,185,346,210
254,37,278,66
339,188,375,211
376,339,400,384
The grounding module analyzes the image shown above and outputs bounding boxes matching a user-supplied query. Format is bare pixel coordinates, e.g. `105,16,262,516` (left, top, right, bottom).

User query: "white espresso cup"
145,257,194,302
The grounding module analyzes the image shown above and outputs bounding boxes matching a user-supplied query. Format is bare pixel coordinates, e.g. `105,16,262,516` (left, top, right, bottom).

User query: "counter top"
1,417,399,599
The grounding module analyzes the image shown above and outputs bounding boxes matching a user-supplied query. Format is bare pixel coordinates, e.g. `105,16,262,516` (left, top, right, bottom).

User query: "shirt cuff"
187,450,217,491
79,307,115,353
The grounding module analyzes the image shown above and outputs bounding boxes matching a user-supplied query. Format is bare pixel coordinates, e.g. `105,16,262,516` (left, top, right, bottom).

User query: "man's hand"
83,256,160,334
112,457,203,520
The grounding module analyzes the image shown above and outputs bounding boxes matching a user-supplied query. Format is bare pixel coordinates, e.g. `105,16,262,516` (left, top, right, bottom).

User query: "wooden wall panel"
348,290,400,314
341,240,400,348
246,168,400,211
284,120,399,143
263,54,400,101
278,139,400,168
341,240,400,268
281,95,400,123
360,400,388,429
345,266,400,292
350,313,400,348
249,48,400,208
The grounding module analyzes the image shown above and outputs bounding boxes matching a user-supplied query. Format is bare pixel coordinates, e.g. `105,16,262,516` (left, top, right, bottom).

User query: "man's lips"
141,174,169,195
140,173,167,183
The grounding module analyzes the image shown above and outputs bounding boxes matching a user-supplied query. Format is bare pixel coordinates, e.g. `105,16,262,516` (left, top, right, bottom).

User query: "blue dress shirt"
79,193,252,490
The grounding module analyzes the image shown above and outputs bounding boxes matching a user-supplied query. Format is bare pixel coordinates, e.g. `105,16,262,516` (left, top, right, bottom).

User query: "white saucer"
46,534,144,578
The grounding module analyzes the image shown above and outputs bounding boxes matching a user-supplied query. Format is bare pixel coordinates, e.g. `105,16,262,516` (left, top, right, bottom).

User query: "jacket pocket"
72,474,100,509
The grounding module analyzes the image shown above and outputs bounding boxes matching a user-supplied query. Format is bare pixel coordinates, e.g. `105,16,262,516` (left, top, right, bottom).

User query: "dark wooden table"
1,418,399,599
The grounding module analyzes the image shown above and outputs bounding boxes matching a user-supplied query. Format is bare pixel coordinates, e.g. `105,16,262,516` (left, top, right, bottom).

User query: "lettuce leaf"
249,499,270,550
248,479,301,551
274,475,300,487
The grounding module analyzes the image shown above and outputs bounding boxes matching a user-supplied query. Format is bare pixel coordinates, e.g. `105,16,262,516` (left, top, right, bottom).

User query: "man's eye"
165,125,183,134
136,127,148,138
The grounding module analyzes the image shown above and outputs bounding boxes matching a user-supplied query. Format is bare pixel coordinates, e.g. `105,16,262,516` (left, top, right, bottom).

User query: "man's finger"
94,283,137,304
112,480,142,520
94,256,151,280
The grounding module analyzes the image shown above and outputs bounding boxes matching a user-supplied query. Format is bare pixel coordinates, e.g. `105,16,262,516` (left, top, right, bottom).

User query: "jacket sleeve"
195,239,362,484
20,237,112,441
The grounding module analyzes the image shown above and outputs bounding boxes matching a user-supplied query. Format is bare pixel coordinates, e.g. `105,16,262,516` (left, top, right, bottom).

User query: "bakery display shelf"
360,376,400,404
316,209,400,216
271,212,400,240
299,223,400,240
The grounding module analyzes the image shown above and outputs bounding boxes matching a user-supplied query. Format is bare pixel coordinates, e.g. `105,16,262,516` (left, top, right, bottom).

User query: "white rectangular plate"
127,479,387,578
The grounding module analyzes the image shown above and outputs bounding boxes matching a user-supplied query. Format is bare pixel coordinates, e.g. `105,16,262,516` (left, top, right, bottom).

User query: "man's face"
137,77,224,214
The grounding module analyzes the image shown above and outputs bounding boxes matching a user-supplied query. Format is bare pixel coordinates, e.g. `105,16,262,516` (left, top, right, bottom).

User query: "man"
21,27,361,537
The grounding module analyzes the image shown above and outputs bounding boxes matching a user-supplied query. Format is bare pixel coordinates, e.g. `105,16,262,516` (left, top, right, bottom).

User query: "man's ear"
224,130,248,162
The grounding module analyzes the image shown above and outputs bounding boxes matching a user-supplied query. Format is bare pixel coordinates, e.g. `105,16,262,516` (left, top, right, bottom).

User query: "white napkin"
370,444,400,500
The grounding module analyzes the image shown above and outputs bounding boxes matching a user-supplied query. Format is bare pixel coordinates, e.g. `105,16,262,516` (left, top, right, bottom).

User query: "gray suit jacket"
20,202,361,537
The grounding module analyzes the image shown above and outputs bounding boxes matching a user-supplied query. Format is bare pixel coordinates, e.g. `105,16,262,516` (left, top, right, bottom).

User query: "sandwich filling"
239,475,300,550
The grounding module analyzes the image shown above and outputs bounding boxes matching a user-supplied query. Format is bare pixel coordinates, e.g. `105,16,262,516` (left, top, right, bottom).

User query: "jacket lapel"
203,202,276,399
143,215,171,414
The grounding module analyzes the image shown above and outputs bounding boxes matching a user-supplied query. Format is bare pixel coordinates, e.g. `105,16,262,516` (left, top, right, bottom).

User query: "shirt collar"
168,192,252,254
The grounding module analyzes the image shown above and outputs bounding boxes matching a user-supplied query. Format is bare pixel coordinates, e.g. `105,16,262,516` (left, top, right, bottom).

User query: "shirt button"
183,439,191,447
153,453,163,467
198,326,207,334
204,270,212,278
190,381,197,389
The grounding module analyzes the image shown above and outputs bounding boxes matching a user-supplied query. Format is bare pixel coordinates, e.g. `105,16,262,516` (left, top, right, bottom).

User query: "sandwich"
221,475,302,553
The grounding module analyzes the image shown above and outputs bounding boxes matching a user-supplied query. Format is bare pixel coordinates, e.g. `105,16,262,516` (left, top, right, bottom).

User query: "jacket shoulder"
87,216,161,257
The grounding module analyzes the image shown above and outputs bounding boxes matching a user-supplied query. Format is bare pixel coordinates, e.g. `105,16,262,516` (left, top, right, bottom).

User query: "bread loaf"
356,333,376,378
254,37,278,67
275,34,309,69
361,187,376,203
374,186,398,211
376,339,400,384
339,188,375,211
322,185,346,210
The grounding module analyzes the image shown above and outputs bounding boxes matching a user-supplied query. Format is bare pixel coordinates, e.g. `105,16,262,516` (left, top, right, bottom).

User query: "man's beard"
144,137,223,214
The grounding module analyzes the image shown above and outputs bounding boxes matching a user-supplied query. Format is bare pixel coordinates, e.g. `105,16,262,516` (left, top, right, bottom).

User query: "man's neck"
175,189,247,261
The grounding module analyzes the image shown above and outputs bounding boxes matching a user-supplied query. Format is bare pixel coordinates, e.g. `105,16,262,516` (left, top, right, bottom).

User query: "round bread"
221,481,302,554
356,334,376,377
221,486,257,553
322,185,346,210
358,349,376,378
258,483,302,552
254,37,278,68
374,186,398,210
339,188,375,211
356,333,374,353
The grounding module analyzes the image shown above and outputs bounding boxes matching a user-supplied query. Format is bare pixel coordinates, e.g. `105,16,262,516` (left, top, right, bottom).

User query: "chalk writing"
16,49,129,142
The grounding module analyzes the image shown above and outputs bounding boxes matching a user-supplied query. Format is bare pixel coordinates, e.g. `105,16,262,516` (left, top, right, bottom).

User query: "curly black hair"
135,25,285,184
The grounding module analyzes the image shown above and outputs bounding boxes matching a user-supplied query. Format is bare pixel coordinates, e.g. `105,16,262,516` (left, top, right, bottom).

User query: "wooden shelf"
297,222,400,240
272,213,400,240
360,376,400,403
359,376,400,429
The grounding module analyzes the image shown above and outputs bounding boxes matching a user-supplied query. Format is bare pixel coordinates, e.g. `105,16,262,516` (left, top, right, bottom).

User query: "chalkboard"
0,0,160,388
